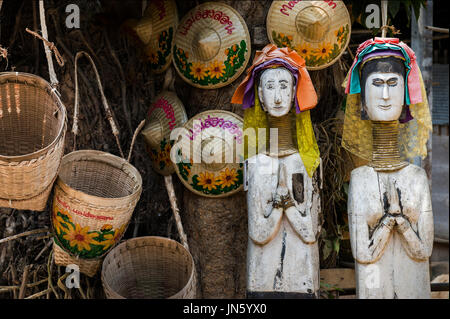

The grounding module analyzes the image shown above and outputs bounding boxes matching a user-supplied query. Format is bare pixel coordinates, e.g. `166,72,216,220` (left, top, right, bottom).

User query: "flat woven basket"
0,72,66,211
52,150,143,277
102,236,196,299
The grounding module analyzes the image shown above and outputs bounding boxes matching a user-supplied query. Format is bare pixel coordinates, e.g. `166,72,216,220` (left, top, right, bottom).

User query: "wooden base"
246,291,318,299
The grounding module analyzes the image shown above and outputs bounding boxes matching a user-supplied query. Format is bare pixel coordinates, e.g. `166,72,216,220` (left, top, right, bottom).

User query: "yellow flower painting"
208,60,226,80
102,224,127,251
197,172,219,191
295,43,313,59
63,224,99,252
190,62,208,81
217,168,238,188
315,43,333,60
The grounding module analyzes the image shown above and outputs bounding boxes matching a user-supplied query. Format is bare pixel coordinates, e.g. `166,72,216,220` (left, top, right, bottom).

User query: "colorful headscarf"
232,44,317,112
345,37,422,105
231,44,320,177
342,38,432,161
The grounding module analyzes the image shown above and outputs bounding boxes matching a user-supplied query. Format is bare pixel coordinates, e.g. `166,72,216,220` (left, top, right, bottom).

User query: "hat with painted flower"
142,91,188,176
172,2,251,89
124,0,178,73
172,110,244,198
266,0,351,70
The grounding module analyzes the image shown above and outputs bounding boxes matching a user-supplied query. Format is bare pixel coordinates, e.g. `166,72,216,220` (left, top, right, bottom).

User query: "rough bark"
182,191,248,298
174,0,272,299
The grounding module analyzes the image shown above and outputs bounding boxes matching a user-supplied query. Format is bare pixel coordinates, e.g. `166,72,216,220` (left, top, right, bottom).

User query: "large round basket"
102,236,196,299
51,150,142,277
0,72,67,211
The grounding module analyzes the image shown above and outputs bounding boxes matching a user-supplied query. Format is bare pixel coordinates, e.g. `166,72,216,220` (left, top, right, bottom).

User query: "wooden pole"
411,1,434,191
381,1,388,38
39,0,58,86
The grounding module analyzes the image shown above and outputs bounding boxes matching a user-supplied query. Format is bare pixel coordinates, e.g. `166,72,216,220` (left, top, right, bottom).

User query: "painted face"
364,72,404,121
258,68,295,117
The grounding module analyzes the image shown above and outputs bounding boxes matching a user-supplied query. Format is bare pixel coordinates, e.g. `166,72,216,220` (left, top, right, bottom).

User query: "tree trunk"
182,191,248,298
173,0,272,298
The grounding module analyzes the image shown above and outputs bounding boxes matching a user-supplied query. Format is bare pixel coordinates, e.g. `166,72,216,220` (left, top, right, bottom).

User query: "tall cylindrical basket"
52,150,142,277
0,72,67,211
51,52,142,276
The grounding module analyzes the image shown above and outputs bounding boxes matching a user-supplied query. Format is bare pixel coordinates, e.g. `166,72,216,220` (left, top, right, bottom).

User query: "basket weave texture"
53,240,102,277
52,150,142,276
0,72,67,211
102,236,196,299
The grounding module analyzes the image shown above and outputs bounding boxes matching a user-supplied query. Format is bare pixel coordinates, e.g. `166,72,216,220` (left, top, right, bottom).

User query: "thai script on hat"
186,115,243,144
179,9,235,36
152,0,167,21
149,97,177,130
280,0,337,17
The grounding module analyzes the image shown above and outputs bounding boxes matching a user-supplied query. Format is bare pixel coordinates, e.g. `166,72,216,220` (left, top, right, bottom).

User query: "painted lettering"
180,9,234,36
149,97,177,130
152,0,167,21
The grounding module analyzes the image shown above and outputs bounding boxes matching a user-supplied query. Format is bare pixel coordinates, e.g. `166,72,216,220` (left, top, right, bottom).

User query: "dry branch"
0,228,49,245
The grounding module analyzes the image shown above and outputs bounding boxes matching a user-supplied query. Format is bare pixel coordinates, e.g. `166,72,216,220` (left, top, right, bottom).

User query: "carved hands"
377,177,413,234
248,156,318,245
272,163,299,213
277,164,316,244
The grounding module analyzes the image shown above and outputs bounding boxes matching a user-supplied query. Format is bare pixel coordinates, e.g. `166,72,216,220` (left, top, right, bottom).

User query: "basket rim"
0,72,67,161
101,236,195,299
56,150,143,205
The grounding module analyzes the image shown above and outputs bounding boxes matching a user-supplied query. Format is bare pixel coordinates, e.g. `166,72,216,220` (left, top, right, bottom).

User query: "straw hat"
172,2,251,89
173,110,244,198
125,0,178,73
142,91,188,176
267,0,351,70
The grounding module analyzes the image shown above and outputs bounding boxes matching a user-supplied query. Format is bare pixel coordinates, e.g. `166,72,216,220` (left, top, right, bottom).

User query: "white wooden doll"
245,67,321,298
344,41,434,299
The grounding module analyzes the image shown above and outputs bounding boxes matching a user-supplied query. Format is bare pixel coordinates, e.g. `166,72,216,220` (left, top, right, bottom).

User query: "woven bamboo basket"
0,72,66,211
102,236,196,299
52,150,142,277
51,51,142,277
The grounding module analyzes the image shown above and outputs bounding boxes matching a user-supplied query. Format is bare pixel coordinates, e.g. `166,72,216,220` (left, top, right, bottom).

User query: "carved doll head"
360,56,406,121
258,67,296,117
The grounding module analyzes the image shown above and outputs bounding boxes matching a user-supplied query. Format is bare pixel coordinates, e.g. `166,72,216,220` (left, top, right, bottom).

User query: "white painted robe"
348,164,434,299
247,153,320,295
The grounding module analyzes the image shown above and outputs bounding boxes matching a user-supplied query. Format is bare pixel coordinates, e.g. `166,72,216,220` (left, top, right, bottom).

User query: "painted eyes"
372,78,398,87
265,82,288,90
386,79,398,86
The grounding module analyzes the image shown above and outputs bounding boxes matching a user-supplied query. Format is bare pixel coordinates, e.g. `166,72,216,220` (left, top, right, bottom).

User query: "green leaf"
343,182,349,196
388,0,401,19
333,238,340,254
412,1,422,22
322,239,333,260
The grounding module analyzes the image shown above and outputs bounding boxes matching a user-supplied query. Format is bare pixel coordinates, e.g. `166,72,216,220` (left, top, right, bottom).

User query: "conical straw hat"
173,2,251,89
142,91,187,176
172,110,244,198
129,0,178,74
267,0,351,70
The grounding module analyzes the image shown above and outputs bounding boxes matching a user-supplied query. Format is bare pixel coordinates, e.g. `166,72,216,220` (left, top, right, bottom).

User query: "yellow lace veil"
244,83,320,177
342,68,432,161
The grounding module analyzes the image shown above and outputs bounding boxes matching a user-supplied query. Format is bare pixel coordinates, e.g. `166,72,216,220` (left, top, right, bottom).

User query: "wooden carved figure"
232,44,321,298
343,38,434,299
